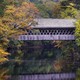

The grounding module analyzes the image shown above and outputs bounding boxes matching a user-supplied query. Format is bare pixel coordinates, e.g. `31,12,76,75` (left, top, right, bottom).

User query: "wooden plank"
11,73,76,80
18,35,75,40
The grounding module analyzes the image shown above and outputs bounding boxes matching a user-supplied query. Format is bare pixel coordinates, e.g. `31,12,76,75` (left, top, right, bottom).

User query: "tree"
44,1,61,18
0,2,39,63
53,41,79,72
0,0,6,16
75,20,80,46
36,1,61,18
36,4,50,18
61,3,78,18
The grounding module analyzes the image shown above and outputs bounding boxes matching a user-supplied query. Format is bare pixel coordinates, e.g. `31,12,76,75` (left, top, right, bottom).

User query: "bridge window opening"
59,30,62,35
27,28,75,35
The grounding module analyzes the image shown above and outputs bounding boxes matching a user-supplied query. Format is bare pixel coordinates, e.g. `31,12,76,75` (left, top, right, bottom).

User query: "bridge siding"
10,73,76,80
19,35,75,40
17,19,76,40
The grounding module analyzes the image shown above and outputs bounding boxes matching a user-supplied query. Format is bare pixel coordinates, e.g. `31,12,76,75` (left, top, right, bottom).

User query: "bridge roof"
32,19,76,28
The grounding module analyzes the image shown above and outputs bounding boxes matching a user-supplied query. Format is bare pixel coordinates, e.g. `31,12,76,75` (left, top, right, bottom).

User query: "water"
0,41,77,80
8,47,60,75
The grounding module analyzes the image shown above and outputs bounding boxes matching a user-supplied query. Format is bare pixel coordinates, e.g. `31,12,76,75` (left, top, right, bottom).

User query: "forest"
0,0,80,80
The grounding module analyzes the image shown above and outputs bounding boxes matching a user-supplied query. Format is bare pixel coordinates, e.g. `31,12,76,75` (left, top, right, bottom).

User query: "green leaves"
76,68,80,80
61,3,78,18
75,20,80,46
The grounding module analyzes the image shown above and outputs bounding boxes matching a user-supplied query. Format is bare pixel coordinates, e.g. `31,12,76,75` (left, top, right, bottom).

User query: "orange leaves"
14,12,25,19
5,5,16,15
22,2,39,13
14,2,39,19
1,1,39,38
4,1,39,20
0,49,9,57
53,59,63,72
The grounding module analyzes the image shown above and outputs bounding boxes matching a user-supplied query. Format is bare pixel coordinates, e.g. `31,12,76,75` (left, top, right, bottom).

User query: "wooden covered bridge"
13,19,77,80
19,19,76,40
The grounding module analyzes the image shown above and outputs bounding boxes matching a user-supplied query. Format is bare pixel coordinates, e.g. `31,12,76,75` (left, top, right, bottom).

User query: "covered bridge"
19,19,76,40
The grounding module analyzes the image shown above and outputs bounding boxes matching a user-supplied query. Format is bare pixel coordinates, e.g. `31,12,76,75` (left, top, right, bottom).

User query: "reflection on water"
0,45,76,80
0,47,61,80
0,68,10,80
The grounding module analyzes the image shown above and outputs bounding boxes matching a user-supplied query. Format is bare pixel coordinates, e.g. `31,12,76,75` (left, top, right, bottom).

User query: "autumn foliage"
0,2,39,63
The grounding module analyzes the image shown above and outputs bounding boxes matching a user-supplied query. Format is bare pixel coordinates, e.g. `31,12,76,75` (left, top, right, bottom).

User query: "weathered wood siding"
10,73,76,80
18,35,75,40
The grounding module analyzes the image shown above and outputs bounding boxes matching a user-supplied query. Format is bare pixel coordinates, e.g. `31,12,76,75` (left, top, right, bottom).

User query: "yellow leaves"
5,5,16,15
75,20,80,46
69,3,75,7
0,48,9,57
22,2,29,6
20,21,27,27
0,2,39,64
0,48,9,63
0,20,12,37
0,22,4,28
3,1,39,28
14,12,25,19
21,2,39,15
0,38,9,47
61,3,78,18
13,2,39,19
2,18,14,24
0,58,8,64
75,20,80,35
0,20,10,63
